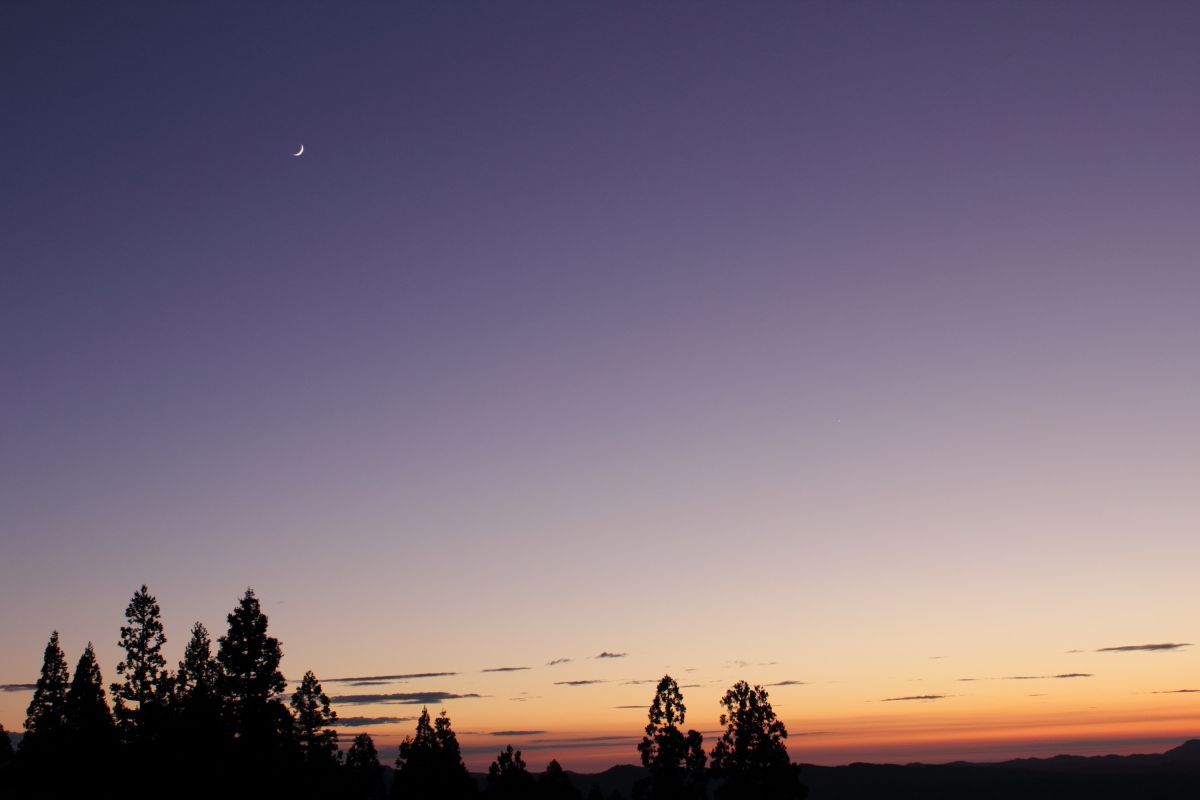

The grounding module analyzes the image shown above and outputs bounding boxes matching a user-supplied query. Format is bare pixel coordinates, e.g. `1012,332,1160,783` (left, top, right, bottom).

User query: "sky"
2,0,1199,771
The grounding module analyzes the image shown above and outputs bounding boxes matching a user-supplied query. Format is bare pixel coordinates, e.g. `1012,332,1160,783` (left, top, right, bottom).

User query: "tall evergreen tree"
537,760,580,800
346,733,385,799
175,622,220,704
65,643,117,745
635,676,706,800
167,622,225,795
64,643,119,794
291,670,339,766
111,585,169,738
709,682,805,800
486,744,535,799
394,708,476,800
21,631,70,757
216,588,288,741
346,732,380,771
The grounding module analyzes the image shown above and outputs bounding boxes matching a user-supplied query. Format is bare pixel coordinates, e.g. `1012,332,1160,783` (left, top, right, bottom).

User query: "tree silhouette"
112,585,169,742
217,588,289,743
347,732,381,771
21,631,70,759
394,708,476,800
291,670,339,766
172,621,223,740
486,744,535,799
216,588,294,797
66,643,117,744
538,759,581,800
176,621,221,705
346,733,385,799
586,786,605,800
64,643,119,792
709,681,805,800
635,675,706,800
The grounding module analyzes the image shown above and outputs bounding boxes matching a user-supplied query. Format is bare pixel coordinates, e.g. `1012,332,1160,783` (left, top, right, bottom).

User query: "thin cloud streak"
332,716,416,727
554,680,605,686
1096,643,1191,653
324,672,458,683
329,691,482,705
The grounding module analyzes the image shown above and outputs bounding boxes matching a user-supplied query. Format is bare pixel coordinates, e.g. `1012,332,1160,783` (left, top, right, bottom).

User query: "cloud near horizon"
482,666,531,673
1096,643,1191,652
329,691,482,705
881,695,947,702
546,658,571,666
1151,689,1200,694
324,672,458,683
959,673,1092,682
332,716,415,727
595,652,626,659
490,730,546,736
767,680,807,686
554,680,605,686
0,683,37,692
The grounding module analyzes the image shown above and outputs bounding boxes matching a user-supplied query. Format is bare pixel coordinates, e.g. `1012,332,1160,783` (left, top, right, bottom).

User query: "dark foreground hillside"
538,739,1200,800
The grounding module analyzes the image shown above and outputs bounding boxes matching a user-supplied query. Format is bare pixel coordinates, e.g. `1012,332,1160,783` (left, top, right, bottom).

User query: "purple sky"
3,1,1199,766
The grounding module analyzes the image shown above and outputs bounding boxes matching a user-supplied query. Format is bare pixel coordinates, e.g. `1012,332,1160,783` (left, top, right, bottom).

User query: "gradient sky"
3,0,1199,770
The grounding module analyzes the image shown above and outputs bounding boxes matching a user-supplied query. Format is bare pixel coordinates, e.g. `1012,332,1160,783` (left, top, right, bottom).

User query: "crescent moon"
293,144,304,157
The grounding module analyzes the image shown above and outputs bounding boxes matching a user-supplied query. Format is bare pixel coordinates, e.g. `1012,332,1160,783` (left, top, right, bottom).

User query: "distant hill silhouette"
482,741,1200,800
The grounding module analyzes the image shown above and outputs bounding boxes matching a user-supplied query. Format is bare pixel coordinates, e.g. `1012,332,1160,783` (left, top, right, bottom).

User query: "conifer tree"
709,681,805,800
537,760,581,800
635,676,706,800
486,744,535,799
21,631,70,757
347,734,385,799
217,588,288,742
346,732,380,771
165,621,225,794
291,670,339,766
112,585,169,738
65,643,117,745
175,622,220,704
394,708,476,800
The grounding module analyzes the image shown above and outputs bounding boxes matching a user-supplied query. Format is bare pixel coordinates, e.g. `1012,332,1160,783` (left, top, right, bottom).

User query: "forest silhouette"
0,586,806,799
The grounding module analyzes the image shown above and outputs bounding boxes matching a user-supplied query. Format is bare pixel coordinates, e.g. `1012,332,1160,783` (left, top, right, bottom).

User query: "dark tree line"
1,586,358,799
634,676,806,800
1,588,807,800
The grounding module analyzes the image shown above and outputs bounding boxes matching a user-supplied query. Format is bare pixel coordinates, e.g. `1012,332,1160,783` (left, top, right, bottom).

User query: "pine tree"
394,708,476,800
635,676,706,800
486,744,535,799
166,621,225,795
21,631,70,757
346,734,385,799
216,588,288,741
175,622,220,704
112,585,169,739
709,681,805,800
65,643,117,744
291,671,339,766
64,643,119,794
537,760,580,800
346,732,380,771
